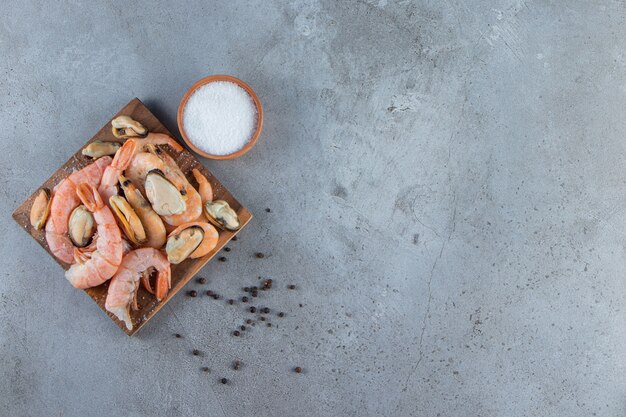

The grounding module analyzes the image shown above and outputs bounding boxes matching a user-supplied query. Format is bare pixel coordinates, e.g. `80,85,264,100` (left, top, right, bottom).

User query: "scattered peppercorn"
294,367,302,373
218,256,227,262
278,312,285,317
241,296,249,303
266,208,271,212
228,299,234,305
175,333,182,338
251,290,258,297
233,360,241,370
249,306,257,313
262,307,270,314
233,330,240,337
212,294,220,300
245,319,252,324
251,286,258,291
224,247,231,252
220,378,228,384
197,277,206,284
232,236,238,241
192,349,200,356
240,325,246,331
266,323,272,327
259,316,266,321
255,252,265,258
299,303,303,307
243,287,250,292
188,290,197,297
206,290,214,296
263,279,273,289
288,284,296,290
201,367,209,372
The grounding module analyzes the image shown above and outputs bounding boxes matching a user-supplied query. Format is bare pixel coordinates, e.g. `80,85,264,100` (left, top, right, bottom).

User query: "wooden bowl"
177,75,264,160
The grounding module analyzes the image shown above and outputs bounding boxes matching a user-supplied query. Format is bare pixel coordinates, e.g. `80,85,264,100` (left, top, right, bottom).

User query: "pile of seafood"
30,116,240,330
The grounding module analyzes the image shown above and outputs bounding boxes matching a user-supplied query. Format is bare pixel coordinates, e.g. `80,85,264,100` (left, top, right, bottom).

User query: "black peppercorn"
212,294,220,300
288,284,296,290
266,208,271,212
233,330,240,337
188,290,197,297
278,312,285,317
245,319,252,324
228,299,234,305
206,290,214,296
232,236,237,241
218,256,227,262
255,252,264,258
251,290,258,297
220,378,228,384
294,367,302,373
249,306,257,313
192,349,200,356
240,325,246,331
197,277,206,284
224,247,231,252
241,296,249,303
233,360,241,370
243,287,250,292
201,367,209,372
266,323,272,327
175,333,182,338
262,307,270,314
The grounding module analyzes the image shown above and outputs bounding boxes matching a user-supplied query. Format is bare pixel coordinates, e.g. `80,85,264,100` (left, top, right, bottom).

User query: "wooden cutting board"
12,98,252,335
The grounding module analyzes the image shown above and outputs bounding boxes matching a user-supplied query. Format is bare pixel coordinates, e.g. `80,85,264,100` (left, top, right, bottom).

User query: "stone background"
2,1,626,416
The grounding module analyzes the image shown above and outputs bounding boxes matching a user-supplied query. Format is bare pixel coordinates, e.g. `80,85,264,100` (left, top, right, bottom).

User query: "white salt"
183,81,258,156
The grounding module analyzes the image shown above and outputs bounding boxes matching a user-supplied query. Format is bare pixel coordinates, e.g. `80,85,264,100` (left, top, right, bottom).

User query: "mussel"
144,169,186,216
204,200,240,231
109,195,147,245
165,226,204,264
68,205,95,247
30,188,51,230
111,115,147,139
82,141,121,158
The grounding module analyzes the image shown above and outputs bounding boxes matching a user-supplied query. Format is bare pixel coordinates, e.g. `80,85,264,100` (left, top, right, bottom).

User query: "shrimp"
45,156,112,263
118,174,166,249
152,150,202,225
65,183,123,288
97,139,137,206
192,168,213,203
126,142,202,226
124,133,183,194
105,248,171,330
168,222,219,259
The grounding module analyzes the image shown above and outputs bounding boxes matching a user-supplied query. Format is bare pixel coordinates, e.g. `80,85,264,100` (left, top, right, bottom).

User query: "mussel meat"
165,226,204,264
111,115,147,139
82,141,121,158
204,200,240,231
145,169,186,216
109,195,147,245
68,205,95,247
30,188,51,230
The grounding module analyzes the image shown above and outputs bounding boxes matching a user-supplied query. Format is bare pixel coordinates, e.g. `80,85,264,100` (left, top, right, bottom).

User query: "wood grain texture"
11,98,252,336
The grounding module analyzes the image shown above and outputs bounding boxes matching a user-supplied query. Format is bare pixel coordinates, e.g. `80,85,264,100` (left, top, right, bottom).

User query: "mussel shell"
204,200,240,231
30,188,51,230
166,226,204,264
68,205,95,247
109,195,147,245
145,170,186,216
82,141,121,158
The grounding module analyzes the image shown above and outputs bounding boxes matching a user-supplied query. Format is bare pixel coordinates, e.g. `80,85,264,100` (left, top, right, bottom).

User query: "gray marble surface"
2,1,625,416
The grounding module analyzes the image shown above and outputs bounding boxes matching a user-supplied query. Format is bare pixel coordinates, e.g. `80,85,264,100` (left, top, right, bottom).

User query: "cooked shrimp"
192,168,213,203
153,150,202,225
105,248,171,330
65,183,123,288
98,139,137,206
125,144,202,226
46,156,112,263
118,174,166,249
168,222,219,258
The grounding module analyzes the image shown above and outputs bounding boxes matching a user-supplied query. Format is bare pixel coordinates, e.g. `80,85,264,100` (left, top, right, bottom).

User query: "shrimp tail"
76,183,103,212
112,139,137,170
155,267,171,301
